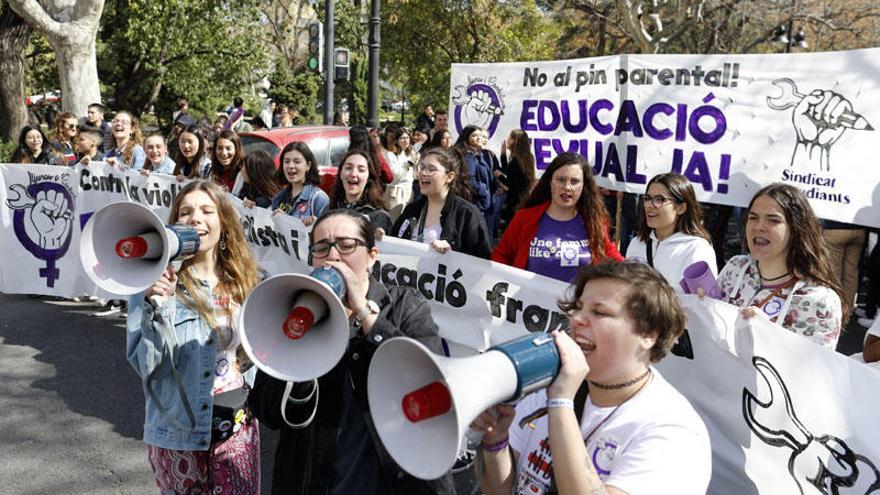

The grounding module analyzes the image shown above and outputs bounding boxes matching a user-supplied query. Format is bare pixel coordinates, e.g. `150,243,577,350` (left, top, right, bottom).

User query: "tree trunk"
6,0,104,119
48,32,100,117
0,6,32,142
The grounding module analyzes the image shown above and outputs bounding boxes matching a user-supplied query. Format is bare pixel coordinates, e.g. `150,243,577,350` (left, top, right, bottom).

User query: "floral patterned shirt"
717,255,842,349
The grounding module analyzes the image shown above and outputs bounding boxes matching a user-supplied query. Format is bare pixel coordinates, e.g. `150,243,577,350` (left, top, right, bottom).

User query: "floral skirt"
146,419,260,495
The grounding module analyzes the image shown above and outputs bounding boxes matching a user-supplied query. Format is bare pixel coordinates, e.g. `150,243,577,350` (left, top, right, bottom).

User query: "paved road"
0,293,480,494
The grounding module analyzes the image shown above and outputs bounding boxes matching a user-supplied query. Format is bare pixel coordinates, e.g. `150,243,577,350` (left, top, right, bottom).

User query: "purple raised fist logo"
452,78,504,139
6,182,75,287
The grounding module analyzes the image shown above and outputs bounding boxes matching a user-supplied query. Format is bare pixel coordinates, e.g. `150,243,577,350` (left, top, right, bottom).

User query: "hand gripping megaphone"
240,267,350,382
79,202,200,295
368,333,560,480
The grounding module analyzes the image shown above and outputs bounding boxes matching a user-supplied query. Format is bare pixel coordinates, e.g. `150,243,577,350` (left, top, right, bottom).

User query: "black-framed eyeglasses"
640,194,676,208
67,124,77,130
309,237,367,258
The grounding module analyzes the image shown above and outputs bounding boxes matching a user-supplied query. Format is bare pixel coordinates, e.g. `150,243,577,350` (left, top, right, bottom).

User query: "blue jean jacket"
126,285,217,451
270,183,330,219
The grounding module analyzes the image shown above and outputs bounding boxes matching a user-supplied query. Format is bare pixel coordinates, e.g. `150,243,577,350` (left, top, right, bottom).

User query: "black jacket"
499,154,531,226
391,193,491,259
340,201,393,233
248,280,456,495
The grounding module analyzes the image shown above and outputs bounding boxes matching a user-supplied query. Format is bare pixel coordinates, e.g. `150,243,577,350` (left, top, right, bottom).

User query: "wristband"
481,436,509,453
546,398,574,409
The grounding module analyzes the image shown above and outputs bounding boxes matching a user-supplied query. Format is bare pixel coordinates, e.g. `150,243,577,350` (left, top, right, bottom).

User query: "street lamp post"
367,0,381,128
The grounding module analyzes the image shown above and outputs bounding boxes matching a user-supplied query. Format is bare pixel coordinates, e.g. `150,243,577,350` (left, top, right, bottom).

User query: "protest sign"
449,49,880,227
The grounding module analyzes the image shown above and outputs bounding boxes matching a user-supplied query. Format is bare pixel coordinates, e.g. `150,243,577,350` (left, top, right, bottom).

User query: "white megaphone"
368,333,560,480
240,267,350,382
80,201,200,295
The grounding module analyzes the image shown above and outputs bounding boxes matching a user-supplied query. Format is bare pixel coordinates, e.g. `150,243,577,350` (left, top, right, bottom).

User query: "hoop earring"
220,234,227,252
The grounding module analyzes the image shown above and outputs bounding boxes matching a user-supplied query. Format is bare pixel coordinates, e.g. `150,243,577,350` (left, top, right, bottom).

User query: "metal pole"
785,18,793,53
324,0,335,125
367,0,381,128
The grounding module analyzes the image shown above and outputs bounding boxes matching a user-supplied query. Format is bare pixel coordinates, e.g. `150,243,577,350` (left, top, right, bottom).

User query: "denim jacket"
270,183,330,219
126,283,218,451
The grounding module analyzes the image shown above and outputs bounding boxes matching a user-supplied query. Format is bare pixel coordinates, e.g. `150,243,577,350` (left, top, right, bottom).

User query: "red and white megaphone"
240,267,350,382
79,201,200,295
368,333,560,480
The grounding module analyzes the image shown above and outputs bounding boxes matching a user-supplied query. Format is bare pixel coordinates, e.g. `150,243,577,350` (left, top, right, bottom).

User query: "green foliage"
23,34,58,96
267,65,323,124
0,140,16,163
382,0,559,111
97,0,269,129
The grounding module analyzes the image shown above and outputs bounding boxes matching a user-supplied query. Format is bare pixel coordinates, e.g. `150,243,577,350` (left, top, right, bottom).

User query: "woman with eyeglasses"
492,153,623,283
330,149,393,234
391,147,491,258
625,173,716,289
717,183,846,349
248,209,455,495
48,111,79,165
105,110,146,170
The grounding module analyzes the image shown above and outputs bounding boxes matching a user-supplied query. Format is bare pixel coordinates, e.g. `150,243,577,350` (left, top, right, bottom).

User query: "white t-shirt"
508,370,711,495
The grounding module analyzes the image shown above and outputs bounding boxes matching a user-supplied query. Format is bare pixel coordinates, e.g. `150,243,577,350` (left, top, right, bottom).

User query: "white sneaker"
858,317,875,328
94,303,123,317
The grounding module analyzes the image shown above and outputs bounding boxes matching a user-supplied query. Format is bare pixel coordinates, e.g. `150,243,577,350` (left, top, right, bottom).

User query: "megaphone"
368,333,560,480
80,202,200,295
240,267,350,382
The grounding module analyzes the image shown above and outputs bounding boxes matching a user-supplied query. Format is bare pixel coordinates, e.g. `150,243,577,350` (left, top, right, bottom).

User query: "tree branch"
6,0,63,37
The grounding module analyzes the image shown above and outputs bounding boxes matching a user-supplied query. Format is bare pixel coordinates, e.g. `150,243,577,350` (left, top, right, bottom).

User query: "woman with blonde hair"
106,110,146,169
127,179,262,494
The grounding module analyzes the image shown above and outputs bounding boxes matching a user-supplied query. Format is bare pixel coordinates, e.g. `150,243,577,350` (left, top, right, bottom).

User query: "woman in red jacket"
492,152,622,282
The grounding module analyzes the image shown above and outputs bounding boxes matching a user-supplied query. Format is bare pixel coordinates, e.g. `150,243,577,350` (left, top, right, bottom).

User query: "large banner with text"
2,163,880,493
449,48,880,227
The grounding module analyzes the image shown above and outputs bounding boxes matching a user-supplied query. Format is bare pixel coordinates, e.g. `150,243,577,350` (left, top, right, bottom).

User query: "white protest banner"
5,163,880,492
0,162,568,352
661,296,880,494
449,48,880,227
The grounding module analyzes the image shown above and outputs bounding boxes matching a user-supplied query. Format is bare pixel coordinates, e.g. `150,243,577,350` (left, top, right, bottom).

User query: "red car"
239,125,349,195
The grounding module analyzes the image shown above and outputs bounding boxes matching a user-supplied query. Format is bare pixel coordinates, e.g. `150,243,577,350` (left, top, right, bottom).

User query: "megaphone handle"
281,379,319,429
465,405,502,448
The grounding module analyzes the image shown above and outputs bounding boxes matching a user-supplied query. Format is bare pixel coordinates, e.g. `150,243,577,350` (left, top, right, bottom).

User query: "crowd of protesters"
8,95,880,494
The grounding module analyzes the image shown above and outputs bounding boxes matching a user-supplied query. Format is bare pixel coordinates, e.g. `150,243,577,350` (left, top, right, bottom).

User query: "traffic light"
308,21,323,73
334,48,350,82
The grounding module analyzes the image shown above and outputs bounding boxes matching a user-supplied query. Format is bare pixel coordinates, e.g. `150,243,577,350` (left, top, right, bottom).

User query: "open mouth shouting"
574,336,596,356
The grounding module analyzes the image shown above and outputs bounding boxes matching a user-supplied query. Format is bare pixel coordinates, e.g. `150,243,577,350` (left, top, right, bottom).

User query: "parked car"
239,125,349,195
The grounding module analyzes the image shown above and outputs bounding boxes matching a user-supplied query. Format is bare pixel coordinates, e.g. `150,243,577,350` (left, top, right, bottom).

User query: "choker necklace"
589,367,651,390
756,261,790,282
760,271,791,282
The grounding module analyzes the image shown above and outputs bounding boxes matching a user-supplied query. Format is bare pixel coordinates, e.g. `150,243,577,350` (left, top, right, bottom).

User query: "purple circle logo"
452,82,504,138
6,182,75,287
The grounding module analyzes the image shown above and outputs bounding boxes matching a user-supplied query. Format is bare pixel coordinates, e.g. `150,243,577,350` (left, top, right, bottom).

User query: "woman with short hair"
474,262,712,495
